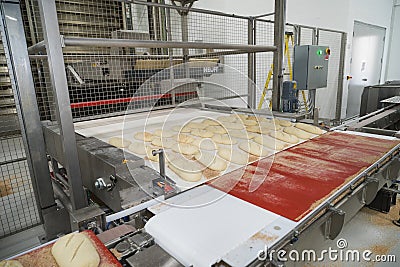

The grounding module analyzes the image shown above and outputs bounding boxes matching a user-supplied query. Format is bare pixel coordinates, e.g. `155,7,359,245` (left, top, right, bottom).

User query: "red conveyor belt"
209,132,400,222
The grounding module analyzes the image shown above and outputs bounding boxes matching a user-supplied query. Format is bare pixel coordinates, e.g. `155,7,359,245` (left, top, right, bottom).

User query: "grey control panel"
293,45,330,90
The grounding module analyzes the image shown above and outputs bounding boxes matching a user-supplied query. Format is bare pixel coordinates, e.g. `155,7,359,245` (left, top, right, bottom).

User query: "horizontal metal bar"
121,0,251,20
105,196,163,223
348,108,398,130
63,37,277,52
253,12,275,19
30,54,186,59
27,40,45,54
331,104,397,131
0,157,27,166
360,127,397,136
70,91,197,109
383,187,400,194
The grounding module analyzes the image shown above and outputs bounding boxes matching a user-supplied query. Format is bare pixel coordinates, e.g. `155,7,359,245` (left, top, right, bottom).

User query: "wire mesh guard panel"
0,136,41,238
255,20,274,109
24,0,253,122
316,30,343,119
0,38,41,237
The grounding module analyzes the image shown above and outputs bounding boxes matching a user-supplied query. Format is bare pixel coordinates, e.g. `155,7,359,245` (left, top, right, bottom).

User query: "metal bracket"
152,149,166,179
94,175,116,192
325,206,345,240
60,34,65,47
363,177,379,205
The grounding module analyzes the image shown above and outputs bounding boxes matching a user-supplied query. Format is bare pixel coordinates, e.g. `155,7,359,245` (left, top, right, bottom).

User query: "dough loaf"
206,126,227,134
153,129,175,138
169,164,202,182
247,115,268,122
175,133,194,143
202,119,220,126
243,119,258,126
128,142,147,154
283,126,314,140
172,143,199,155
253,134,287,150
193,138,218,150
239,141,270,157
212,134,237,145
294,122,324,135
273,118,292,127
172,125,191,133
109,136,131,148
51,233,100,267
186,122,206,129
221,121,245,130
151,137,176,148
218,148,249,165
167,155,203,182
269,131,299,144
246,125,271,134
134,132,153,142
217,115,237,123
0,260,23,267
194,151,227,171
229,130,256,139
191,129,214,138
233,113,248,120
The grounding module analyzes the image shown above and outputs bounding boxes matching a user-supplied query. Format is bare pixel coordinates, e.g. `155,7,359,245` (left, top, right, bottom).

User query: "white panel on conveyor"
145,185,296,267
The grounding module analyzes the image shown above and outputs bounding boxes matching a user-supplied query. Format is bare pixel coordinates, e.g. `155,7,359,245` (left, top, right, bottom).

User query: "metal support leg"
247,18,256,109
272,0,286,111
0,0,70,240
37,0,87,210
334,32,347,123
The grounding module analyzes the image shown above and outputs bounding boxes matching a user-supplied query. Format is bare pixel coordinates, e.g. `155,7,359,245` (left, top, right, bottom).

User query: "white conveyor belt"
145,185,297,267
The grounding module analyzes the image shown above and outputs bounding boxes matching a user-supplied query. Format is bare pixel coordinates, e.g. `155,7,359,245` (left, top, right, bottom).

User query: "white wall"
194,0,395,119
386,0,400,80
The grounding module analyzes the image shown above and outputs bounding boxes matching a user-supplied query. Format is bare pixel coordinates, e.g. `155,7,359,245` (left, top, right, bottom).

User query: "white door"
346,21,386,118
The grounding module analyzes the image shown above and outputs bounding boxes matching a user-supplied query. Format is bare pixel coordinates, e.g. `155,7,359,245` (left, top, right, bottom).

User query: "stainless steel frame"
2,0,349,245
0,0,68,240
37,0,87,210
272,0,286,112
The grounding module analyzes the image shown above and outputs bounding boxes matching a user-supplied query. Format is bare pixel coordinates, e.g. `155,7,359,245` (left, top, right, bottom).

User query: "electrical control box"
293,45,330,90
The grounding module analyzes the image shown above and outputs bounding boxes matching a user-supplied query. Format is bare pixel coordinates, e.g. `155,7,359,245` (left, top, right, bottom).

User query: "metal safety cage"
0,0,280,239
24,0,277,123
0,3,44,239
254,17,346,122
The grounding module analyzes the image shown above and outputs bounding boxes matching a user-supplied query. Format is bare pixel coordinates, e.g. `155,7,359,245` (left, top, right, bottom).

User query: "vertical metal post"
313,28,318,45
248,18,256,109
0,0,71,239
335,32,347,123
308,27,319,118
181,13,189,78
272,0,286,111
294,25,301,46
37,0,87,210
166,7,175,104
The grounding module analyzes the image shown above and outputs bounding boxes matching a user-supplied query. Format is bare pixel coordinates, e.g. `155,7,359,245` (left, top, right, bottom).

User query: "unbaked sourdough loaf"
51,232,100,267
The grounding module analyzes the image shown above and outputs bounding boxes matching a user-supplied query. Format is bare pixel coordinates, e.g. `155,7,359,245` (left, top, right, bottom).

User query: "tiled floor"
304,204,400,267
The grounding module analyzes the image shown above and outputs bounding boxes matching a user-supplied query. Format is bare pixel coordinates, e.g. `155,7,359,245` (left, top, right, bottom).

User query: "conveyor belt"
209,131,400,221
145,131,400,266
